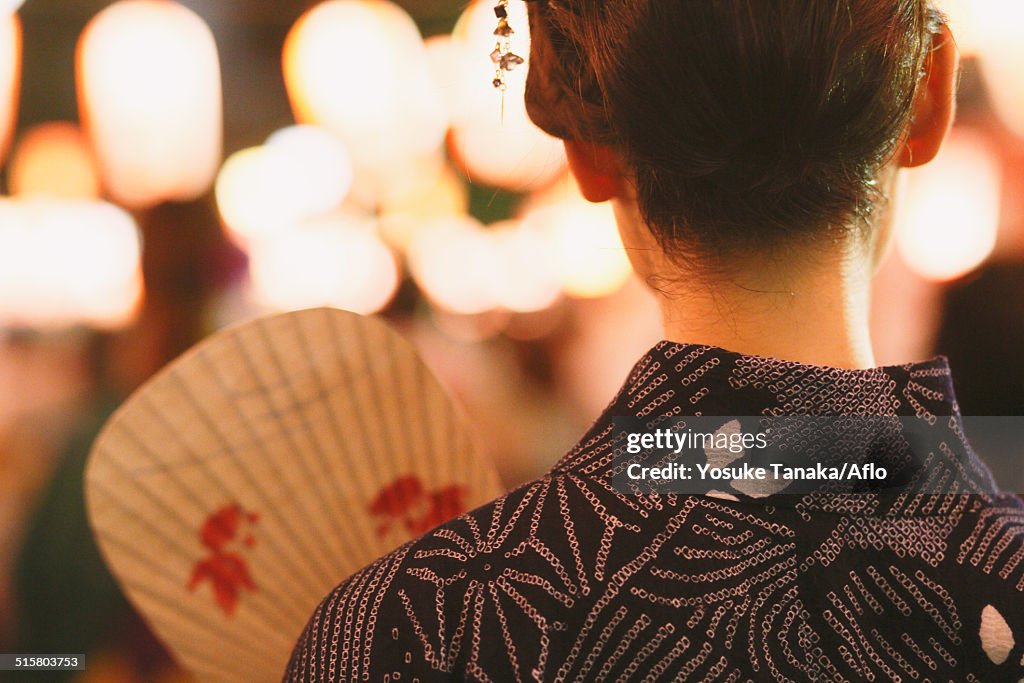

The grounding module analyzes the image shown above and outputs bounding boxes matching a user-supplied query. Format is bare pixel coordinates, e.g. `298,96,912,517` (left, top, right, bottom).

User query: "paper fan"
86,307,502,682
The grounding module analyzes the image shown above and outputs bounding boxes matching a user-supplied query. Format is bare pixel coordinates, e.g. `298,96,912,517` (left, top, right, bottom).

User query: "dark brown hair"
526,0,945,258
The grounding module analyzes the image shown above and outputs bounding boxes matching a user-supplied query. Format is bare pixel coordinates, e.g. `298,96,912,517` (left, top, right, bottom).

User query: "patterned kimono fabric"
286,343,1024,682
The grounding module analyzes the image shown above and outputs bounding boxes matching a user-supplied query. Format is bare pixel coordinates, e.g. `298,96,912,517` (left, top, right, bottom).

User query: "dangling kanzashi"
491,1,523,90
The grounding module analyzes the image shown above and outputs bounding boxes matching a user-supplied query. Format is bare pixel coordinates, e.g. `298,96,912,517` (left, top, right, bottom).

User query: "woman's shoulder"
284,479,1024,682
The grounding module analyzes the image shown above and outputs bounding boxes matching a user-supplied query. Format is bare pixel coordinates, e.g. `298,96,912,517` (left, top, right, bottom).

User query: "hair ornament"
490,1,524,90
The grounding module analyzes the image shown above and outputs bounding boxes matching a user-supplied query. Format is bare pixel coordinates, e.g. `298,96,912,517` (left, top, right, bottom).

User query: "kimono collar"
554,342,1001,505
615,342,960,420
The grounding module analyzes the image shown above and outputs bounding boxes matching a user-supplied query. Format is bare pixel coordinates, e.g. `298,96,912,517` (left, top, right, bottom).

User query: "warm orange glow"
407,216,500,315
9,122,101,198
265,125,353,219
77,0,222,208
487,221,562,313
0,199,143,329
216,127,354,244
974,1,1024,138
424,35,461,123
378,159,469,251
937,0,981,57
0,13,20,166
215,147,279,242
408,215,564,314
445,0,566,190
247,212,399,315
895,131,1001,282
521,182,633,299
283,0,446,185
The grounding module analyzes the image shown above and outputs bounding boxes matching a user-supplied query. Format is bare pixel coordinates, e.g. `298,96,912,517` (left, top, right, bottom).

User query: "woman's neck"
655,242,877,370
611,196,880,370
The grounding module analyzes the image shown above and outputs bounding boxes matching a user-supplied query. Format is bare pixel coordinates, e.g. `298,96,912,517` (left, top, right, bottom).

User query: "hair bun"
526,0,938,255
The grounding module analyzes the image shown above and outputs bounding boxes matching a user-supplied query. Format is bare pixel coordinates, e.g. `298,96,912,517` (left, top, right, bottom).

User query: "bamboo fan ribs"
85,307,503,682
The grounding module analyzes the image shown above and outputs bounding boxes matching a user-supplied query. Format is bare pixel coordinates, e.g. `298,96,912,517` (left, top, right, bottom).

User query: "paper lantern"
377,156,469,251
0,199,143,329
264,126,353,220
408,216,501,315
215,127,353,244
486,220,561,313
215,147,278,242
0,13,19,166
283,1,446,183
973,0,1024,138
520,181,633,299
445,0,566,191
77,0,222,208
248,212,399,314
8,122,101,198
936,0,981,57
895,131,1001,282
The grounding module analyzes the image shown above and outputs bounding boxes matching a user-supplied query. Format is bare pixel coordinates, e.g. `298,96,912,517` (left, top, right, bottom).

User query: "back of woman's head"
526,0,944,257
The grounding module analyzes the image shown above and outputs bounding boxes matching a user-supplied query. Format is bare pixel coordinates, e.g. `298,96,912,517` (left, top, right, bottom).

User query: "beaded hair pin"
490,0,525,90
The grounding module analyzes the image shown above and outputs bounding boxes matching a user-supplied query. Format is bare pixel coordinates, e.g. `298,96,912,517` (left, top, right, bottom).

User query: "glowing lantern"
377,159,469,251
9,122,101,198
77,0,222,208
936,0,981,58
446,0,566,190
1,2,26,13
283,0,446,185
521,182,633,298
424,35,461,122
487,221,562,313
408,216,501,315
248,212,399,314
973,0,1024,138
264,126,353,219
894,131,1001,282
0,13,19,166
0,199,143,329
215,126,353,244
215,147,278,241
409,216,563,314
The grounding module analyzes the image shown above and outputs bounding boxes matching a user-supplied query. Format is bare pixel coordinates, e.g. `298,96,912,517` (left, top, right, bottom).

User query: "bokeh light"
215,147,281,242
973,0,1024,138
936,0,981,58
445,0,566,191
283,0,446,195
486,221,562,313
8,122,101,198
424,35,462,123
408,216,501,315
377,159,469,251
216,127,353,244
895,131,1002,282
522,186,633,299
0,13,20,166
0,199,143,329
264,126,353,219
248,212,399,315
77,0,222,208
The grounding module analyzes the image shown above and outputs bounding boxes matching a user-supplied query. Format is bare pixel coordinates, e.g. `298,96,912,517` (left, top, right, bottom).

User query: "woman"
286,1,1024,680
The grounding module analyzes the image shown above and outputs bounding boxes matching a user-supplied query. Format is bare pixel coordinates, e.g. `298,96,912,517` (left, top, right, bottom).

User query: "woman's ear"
564,140,625,202
898,23,959,168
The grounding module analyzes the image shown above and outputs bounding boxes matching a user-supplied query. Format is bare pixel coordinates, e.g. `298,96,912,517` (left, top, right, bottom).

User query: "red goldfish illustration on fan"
187,503,259,616
370,476,468,539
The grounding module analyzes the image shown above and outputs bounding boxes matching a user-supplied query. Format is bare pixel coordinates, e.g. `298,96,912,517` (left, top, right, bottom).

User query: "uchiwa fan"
85,308,503,681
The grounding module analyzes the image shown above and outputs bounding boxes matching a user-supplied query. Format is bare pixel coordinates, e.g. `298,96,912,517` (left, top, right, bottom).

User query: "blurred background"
0,0,1021,679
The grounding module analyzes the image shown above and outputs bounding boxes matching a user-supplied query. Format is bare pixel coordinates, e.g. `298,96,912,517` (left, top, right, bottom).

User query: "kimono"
284,342,1024,682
